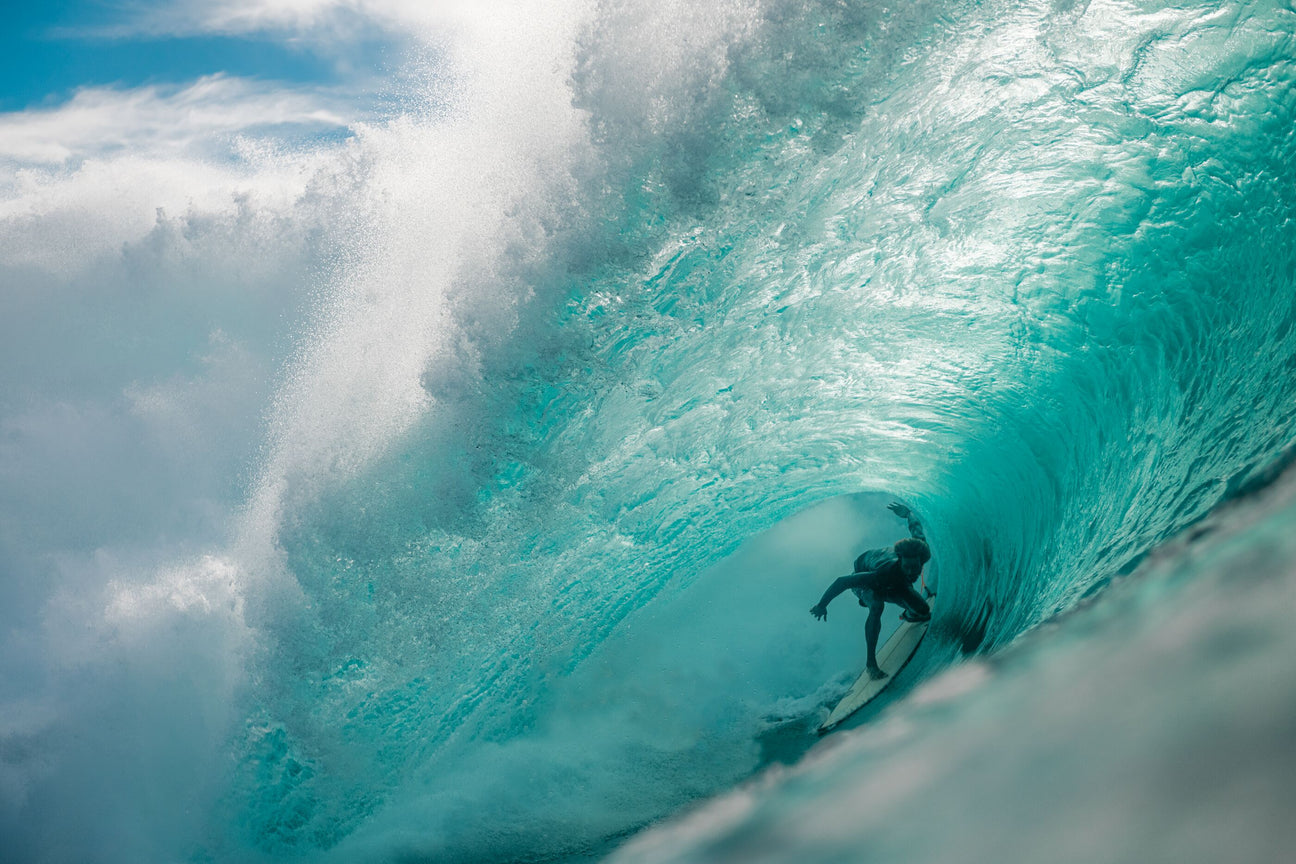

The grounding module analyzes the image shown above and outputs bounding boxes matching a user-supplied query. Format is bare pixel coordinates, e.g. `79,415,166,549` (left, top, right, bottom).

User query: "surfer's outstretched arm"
888,501,926,541
810,573,868,621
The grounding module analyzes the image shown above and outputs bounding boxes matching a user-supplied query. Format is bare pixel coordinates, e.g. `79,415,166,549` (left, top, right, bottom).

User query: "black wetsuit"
847,548,931,619
814,511,932,620
811,511,932,674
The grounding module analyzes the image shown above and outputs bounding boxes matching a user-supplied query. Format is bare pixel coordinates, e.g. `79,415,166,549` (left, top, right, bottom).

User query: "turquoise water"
613,456,1296,864
2,1,1295,862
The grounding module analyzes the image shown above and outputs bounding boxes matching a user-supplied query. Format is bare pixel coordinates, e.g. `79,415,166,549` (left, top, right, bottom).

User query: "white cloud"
0,74,352,169
0,71,365,275
64,0,495,42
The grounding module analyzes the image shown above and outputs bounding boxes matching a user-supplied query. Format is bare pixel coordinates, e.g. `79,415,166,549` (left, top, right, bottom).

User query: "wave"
3,1,1294,862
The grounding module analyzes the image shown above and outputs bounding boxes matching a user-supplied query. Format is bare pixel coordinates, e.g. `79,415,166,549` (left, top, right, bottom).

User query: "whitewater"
2,1,1294,862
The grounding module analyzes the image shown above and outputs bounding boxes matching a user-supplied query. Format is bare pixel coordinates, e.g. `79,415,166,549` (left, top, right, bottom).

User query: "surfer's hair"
894,537,931,562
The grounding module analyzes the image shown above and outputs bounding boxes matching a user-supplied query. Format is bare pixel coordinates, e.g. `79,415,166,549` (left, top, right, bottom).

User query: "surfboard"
818,596,935,734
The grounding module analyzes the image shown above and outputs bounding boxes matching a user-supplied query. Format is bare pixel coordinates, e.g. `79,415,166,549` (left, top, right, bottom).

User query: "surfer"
810,502,933,680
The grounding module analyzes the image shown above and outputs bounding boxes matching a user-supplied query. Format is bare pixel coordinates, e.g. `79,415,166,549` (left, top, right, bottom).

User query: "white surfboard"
818,597,935,734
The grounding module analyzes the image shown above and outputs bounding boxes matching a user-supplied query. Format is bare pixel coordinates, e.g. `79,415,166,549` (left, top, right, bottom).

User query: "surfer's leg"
896,585,931,622
865,602,888,679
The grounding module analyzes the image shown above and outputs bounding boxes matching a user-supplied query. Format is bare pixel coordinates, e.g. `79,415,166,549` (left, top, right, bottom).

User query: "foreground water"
1,1,1294,862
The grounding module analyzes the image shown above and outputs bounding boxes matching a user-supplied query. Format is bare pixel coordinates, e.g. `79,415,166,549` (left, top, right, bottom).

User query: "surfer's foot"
900,612,930,623
866,665,888,681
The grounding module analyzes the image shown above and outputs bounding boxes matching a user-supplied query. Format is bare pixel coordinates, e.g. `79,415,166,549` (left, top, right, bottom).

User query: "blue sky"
1,7,336,113
0,1,448,172
0,2,398,112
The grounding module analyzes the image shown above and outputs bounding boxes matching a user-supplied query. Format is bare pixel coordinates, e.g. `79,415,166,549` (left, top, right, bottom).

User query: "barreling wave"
8,1,1293,863
208,1,1296,861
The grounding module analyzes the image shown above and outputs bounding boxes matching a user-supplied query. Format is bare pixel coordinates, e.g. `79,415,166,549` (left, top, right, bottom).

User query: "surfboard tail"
816,611,934,733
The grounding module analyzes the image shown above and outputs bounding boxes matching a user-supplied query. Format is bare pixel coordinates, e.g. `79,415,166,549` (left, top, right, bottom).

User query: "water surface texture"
2,1,1294,863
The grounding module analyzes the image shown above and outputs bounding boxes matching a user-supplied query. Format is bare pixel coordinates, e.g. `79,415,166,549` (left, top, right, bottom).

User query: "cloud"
59,0,480,42
0,69,368,279
0,74,354,169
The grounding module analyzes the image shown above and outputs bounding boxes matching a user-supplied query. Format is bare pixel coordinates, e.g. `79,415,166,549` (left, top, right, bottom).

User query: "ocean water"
2,1,1295,863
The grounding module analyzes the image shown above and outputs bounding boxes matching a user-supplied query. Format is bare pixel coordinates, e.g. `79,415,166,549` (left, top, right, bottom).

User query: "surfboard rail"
818,597,935,734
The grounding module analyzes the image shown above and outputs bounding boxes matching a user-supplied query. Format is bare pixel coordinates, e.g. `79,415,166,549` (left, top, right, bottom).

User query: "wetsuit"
810,508,932,677
847,548,931,620
813,514,932,621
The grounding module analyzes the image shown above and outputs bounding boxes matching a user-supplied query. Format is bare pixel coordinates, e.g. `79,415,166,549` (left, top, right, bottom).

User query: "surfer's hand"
887,502,911,519
810,603,827,621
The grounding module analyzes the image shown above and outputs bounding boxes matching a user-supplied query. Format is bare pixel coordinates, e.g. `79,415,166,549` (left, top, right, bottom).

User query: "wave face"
3,1,1295,863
